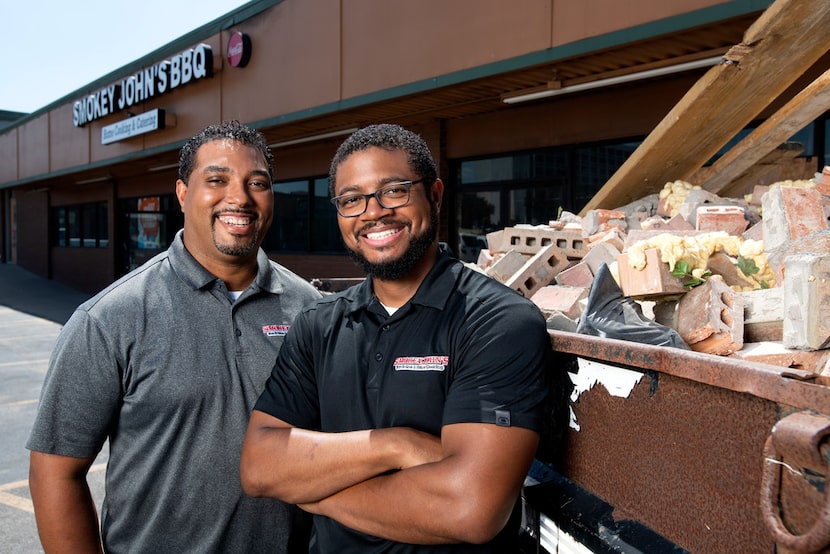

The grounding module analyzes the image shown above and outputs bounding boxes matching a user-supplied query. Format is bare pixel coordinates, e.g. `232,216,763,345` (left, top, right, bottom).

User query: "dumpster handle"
761,412,830,552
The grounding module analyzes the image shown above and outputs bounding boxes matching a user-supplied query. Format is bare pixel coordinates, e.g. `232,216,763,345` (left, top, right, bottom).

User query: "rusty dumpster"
524,330,830,553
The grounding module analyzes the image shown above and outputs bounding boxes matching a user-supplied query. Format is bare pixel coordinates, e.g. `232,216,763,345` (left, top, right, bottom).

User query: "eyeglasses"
330,179,424,217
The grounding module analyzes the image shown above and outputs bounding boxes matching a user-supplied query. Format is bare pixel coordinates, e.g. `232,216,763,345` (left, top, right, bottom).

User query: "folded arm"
303,422,538,544
29,451,103,553
241,412,539,545
240,410,443,504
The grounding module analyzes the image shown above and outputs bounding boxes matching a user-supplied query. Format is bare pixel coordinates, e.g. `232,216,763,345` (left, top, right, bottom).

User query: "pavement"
0,264,97,553
0,264,91,325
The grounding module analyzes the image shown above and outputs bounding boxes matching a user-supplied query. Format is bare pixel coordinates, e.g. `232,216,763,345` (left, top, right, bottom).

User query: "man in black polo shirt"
242,124,550,552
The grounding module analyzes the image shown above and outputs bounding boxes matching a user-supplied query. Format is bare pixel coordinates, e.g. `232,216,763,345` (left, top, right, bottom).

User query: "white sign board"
101,109,165,145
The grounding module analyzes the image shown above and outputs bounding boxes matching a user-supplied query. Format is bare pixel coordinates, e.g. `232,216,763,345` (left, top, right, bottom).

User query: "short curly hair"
328,124,438,196
178,120,273,183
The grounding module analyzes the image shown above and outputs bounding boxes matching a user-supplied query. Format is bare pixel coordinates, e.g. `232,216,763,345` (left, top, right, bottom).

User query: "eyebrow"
201,166,271,180
337,177,412,194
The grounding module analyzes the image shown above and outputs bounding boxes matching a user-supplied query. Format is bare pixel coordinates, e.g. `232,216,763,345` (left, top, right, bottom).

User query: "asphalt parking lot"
0,264,104,553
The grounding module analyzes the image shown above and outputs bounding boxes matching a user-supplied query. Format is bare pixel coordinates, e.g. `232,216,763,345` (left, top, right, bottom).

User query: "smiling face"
175,138,274,273
333,147,443,282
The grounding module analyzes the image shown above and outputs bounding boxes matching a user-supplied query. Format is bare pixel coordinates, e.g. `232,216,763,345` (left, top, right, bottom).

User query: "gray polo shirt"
28,231,321,553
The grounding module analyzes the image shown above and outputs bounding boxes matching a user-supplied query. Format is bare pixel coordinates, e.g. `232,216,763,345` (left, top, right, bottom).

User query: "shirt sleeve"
27,308,123,458
254,308,322,430
444,298,550,432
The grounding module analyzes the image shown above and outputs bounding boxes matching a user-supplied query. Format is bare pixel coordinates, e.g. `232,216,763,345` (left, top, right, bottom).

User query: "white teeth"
218,215,251,225
366,229,398,240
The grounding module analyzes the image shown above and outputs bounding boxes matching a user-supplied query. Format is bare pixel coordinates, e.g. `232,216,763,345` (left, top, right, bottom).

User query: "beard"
211,214,261,257
347,203,439,281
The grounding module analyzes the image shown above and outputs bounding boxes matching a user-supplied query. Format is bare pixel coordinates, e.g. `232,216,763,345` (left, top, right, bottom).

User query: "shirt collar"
168,230,282,294
344,245,460,315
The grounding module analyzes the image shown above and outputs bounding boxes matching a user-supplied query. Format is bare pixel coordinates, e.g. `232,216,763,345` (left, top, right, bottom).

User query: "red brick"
530,285,589,320
749,185,769,206
676,276,744,355
555,261,594,288
582,209,627,236
587,227,626,252
617,249,687,298
742,221,764,242
695,205,749,235
761,186,828,250
705,252,757,289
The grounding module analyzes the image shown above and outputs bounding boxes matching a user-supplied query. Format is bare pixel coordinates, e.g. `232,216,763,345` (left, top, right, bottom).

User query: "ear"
175,179,187,212
431,178,444,211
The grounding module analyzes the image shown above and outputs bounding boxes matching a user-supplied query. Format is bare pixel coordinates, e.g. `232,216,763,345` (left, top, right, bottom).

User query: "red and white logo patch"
393,356,449,372
262,324,290,337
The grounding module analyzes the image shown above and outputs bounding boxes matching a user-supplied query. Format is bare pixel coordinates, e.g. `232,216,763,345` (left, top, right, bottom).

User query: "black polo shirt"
256,249,550,553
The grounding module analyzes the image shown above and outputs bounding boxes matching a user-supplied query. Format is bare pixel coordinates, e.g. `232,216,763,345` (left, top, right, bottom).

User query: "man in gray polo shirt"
27,121,321,553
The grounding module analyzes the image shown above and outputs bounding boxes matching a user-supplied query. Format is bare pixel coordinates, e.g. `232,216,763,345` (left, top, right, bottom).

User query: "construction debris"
467,173,830,374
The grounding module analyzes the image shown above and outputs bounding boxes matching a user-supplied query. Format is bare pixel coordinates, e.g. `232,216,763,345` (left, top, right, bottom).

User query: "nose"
361,192,392,218
226,178,252,206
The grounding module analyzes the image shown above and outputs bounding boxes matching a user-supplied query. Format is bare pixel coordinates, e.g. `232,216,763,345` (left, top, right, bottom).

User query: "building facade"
1,0,826,293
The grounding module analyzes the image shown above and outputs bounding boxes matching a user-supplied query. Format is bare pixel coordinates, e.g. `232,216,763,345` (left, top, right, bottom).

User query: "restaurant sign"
74,44,213,127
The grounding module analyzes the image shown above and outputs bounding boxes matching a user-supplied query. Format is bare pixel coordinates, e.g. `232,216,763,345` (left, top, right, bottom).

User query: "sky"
1,0,253,114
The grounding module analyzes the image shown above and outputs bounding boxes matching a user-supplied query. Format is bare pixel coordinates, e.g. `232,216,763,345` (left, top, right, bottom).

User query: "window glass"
271,180,310,251
98,202,109,247
459,151,568,185
52,202,109,248
312,177,341,252
55,207,67,246
67,207,81,247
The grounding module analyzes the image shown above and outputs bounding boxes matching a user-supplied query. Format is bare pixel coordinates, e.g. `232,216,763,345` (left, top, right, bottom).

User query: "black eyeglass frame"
330,179,425,217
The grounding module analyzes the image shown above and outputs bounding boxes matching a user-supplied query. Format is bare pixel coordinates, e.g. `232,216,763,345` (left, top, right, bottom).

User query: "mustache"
357,218,408,235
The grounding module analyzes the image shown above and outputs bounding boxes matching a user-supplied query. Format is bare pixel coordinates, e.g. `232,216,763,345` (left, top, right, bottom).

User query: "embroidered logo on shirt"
393,356,449,372
261,324,290,337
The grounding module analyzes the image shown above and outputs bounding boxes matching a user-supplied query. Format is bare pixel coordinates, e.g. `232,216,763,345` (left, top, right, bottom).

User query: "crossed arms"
240,413,539,545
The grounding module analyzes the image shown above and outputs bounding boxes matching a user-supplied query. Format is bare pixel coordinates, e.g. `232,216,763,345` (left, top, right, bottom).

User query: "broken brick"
617,249,687,298
739,287,783,343
485,249,526,283
762,186,828,250
732,342,829,373
676,276,744,355
530,285,589,320
783,253,830,350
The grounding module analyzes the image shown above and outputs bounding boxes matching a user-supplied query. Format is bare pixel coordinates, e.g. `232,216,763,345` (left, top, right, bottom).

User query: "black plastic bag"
576,263,689,349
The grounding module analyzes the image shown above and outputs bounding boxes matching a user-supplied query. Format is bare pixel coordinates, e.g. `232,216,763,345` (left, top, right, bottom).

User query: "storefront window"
453,141,640,259
266,177,341,253
52,202,108,248
121,195,181,273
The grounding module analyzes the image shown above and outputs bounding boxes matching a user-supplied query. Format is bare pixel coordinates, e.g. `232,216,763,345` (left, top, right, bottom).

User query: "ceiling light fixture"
268,127,359,149
148,163,179,172
75,175,112,185
501,55,724,104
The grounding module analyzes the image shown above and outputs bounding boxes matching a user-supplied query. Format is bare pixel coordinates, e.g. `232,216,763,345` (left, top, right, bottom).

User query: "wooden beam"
579,0,830,215
691,67,830,194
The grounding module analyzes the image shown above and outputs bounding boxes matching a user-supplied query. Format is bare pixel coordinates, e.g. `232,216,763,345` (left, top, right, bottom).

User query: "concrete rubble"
467,167,830,376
